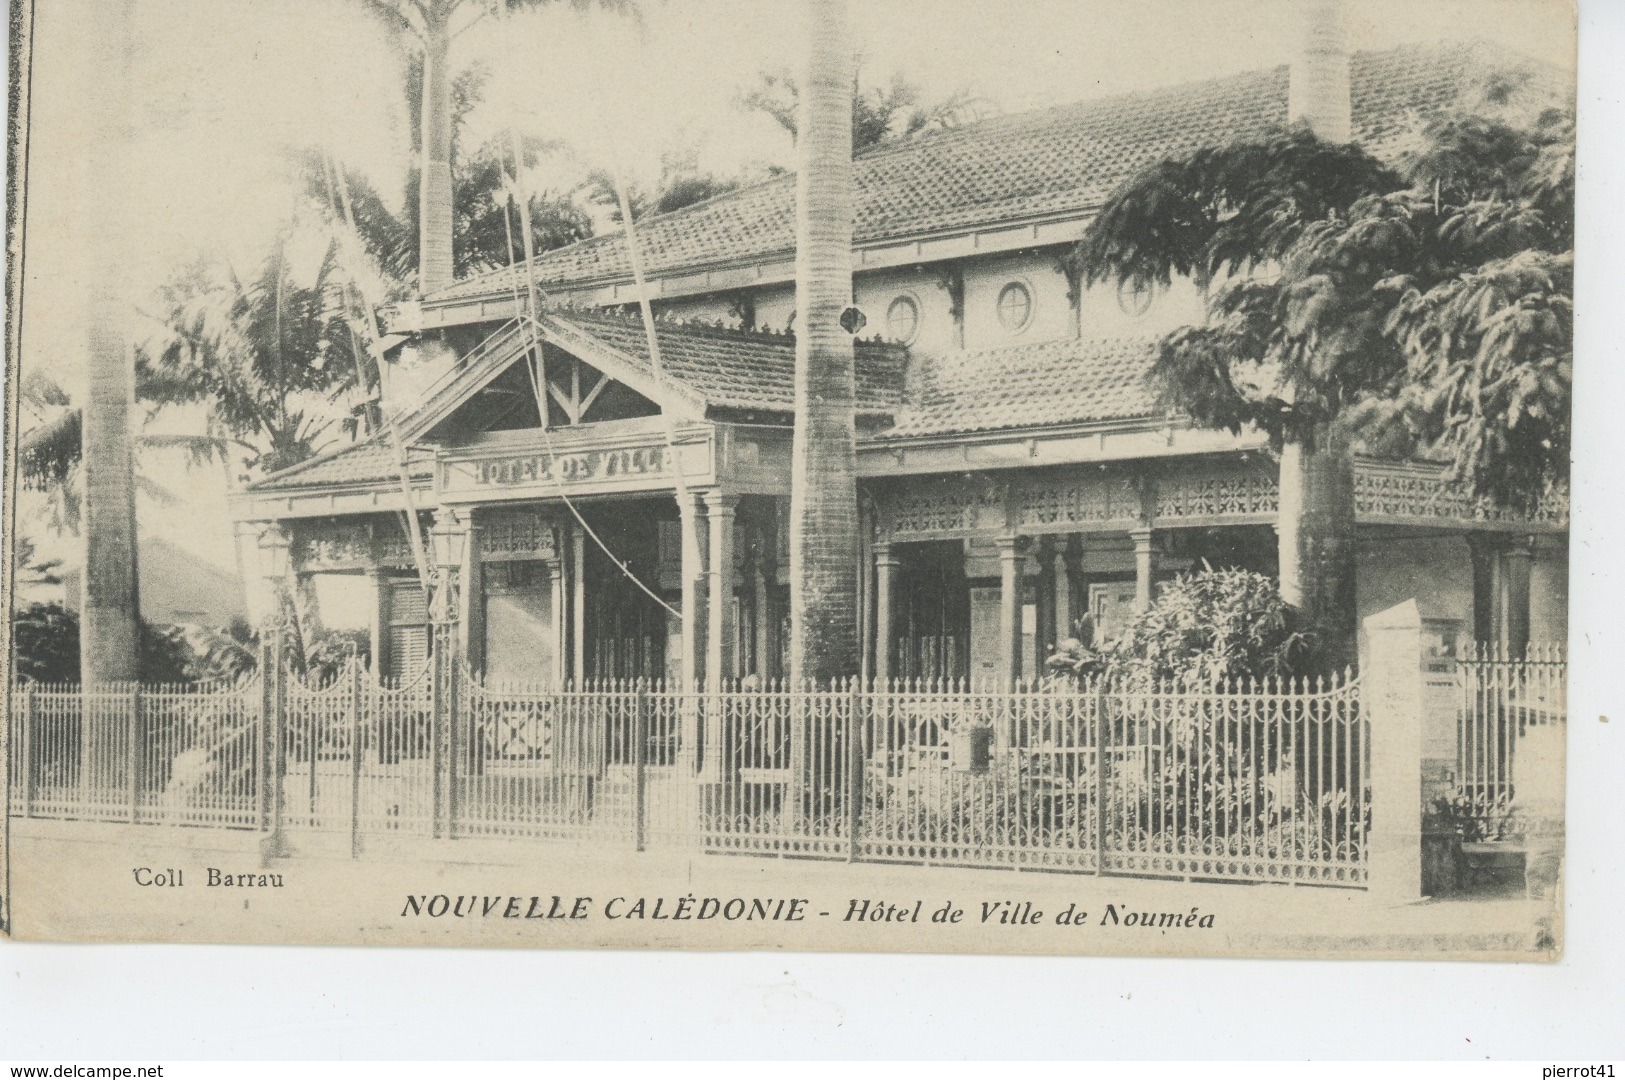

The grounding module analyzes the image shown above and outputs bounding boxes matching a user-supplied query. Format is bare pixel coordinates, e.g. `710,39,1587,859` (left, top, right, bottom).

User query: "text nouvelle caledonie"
397,894,1218,930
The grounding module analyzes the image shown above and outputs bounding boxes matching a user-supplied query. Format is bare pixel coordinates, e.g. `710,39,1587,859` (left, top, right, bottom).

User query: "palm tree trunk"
80,0,140,687
787,0,859,686
1277,427,1357,667
417,11,455,297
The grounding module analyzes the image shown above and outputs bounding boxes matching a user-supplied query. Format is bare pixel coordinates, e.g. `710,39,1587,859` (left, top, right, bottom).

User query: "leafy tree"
1065,103,1573,663
741,65,985,153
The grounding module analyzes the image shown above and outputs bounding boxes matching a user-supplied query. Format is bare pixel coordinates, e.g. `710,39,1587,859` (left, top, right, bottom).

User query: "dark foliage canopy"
1066,108,1574,510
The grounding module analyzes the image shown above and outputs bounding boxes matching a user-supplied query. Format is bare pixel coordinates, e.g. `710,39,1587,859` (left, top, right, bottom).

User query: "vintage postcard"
0,0,1575,960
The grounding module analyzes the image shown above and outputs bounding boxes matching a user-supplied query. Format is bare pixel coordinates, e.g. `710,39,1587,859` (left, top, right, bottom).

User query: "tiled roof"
546,309,909,415
249,439,435,492
880,336,1161,440
431,40,1555,304
251,313,909,492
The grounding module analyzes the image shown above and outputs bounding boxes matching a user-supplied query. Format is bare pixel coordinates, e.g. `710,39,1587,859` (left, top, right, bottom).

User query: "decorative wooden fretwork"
292,521,374,572
1353,463,1569,530
889,477,1005,538
1017,474,1138,531
376,530,419,569
292,516,426,572
479,508,558,562
1155,465,1280,522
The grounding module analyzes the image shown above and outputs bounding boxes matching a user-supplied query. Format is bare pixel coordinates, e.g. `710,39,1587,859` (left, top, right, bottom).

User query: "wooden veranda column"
571,523,586,685
549,553,567,686
873,543,899,688
1501,536,1534,658
367,568,387,677
677,492,708,690
996,536,1024,689
1034,537,1056,670
459,516,482,675
753,548,773,681
1131,527,1157,614
1053,542,1074,644
706,492,739,688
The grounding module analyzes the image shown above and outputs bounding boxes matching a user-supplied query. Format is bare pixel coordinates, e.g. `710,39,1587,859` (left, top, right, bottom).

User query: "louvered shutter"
385,579,430,681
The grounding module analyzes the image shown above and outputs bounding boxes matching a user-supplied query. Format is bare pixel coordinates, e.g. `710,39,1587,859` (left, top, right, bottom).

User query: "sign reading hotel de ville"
1,0,1576,962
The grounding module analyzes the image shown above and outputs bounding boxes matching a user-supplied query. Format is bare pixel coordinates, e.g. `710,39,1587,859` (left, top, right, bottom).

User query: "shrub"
9,602,258,685
1048,568,1317,687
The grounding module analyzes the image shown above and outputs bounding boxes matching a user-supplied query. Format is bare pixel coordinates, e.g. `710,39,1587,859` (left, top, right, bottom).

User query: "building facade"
233,40,1569,688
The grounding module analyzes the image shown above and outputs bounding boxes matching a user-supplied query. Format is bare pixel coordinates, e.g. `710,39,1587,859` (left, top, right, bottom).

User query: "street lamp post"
257,524,293,858
428,508,468,838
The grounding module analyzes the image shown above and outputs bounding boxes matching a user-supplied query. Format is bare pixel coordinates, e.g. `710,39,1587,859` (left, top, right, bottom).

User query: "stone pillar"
706,492,738,688
571,522,586,685
996,536,1024,688
677,492,708,690
873,543,900,688
1131,527,1157,614
1363,599,1433,904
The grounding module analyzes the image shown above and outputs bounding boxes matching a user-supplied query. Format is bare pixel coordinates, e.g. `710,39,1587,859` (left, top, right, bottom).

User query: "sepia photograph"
0,0,1580,967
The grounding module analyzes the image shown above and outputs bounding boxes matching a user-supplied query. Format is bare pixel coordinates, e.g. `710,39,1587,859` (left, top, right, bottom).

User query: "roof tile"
882,336,1161,439
432,41,1555,304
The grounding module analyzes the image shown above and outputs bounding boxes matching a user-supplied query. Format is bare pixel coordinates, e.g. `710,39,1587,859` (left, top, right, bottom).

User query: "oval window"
996,281,1034,333
885,295,921,344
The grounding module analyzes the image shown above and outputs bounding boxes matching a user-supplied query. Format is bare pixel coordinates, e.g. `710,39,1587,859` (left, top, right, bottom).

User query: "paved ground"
4,817,1559,960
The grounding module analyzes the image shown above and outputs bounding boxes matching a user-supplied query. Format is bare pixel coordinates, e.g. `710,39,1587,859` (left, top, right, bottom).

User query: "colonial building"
233,38,1569,688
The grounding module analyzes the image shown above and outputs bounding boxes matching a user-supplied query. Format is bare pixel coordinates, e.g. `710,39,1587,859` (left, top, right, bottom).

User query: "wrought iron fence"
7,666,1371,887
1454,642,1567,838
8,679,262,828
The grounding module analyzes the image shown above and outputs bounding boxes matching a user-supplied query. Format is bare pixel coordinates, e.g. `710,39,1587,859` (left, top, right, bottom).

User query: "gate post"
256,524,294,860
1363,599,1435,903
257,628,290,858
428,507,471,841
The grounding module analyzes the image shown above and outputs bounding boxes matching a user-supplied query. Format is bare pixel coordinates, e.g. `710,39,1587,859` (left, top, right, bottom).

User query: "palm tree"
80,0,140,686
1067,109,1573,665
139,238,370,478
294,74,593,288
741,65,985,154
354,0,635,296
787,0,859,686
